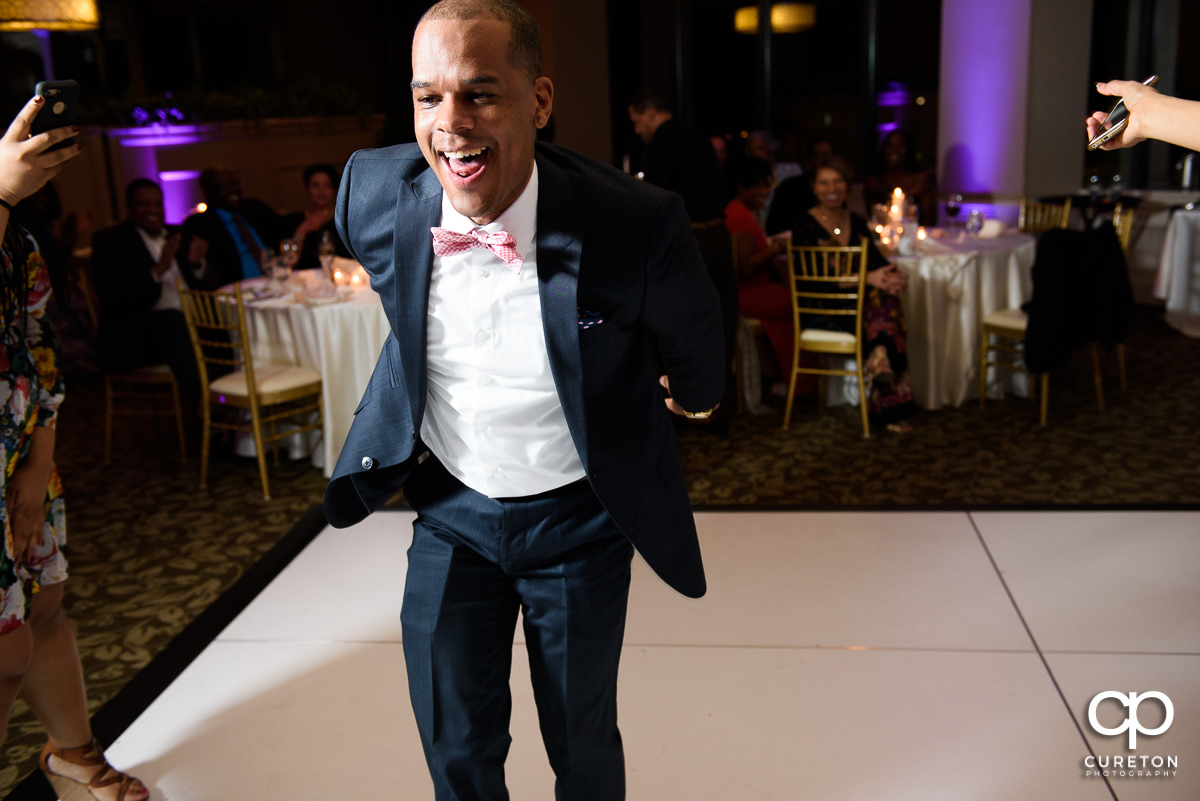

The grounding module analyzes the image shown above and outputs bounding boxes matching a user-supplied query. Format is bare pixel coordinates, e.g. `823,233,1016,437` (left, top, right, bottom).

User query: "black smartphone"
1087,75,1158,151
30,80,79,152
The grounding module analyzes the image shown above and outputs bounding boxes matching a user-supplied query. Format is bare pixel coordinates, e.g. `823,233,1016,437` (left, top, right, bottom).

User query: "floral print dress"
0,224,67,635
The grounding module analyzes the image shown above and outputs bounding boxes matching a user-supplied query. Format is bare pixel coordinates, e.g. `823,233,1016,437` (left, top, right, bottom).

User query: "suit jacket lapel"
534,153,588,468
395,168,442,427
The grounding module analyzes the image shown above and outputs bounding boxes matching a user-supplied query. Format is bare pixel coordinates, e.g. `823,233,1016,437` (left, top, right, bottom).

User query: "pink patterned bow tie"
430,226,524,274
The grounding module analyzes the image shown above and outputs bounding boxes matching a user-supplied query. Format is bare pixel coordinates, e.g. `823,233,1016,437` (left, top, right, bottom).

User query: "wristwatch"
683,406,718,420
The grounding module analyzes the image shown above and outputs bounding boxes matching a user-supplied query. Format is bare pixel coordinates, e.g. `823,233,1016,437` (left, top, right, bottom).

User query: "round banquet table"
238,278,391,476
1153,208,1200,337
893,231,1038,409
820,231,1037,410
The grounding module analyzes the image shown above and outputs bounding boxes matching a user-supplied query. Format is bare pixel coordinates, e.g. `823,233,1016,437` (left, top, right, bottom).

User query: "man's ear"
533,77,554,128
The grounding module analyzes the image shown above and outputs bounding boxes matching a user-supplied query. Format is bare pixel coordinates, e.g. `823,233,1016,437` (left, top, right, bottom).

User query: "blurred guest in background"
90,178,203,403
280,164,350,272
745,129,803,225
726,156,794,386
793,155,918,432
865,128,936,226
628,89,724,224
0,96,149,801
765,137,838,237
180,166,280,288
710,134,729,169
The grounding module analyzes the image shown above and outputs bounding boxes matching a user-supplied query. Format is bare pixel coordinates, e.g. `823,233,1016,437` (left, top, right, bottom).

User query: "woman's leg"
17,582,91,747
0,621,33,746
19,582,149,800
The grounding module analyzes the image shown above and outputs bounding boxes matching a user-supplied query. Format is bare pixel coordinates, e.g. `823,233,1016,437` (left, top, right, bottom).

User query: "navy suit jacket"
323,143,724,598
180,199,280,289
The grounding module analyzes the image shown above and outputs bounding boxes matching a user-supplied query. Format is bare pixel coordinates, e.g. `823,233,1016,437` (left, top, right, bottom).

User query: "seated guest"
793,155,918,432
745,129,802,224
180,166,280,288
865,128,937,226
90,179,204,403
280,164,351,271
725,156,795,385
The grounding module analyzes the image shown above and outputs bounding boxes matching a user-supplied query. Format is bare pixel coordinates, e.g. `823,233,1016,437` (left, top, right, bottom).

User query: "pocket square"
577,308,606,330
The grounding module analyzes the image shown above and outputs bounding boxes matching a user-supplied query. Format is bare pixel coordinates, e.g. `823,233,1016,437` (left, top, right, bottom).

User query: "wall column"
937,0,1093,213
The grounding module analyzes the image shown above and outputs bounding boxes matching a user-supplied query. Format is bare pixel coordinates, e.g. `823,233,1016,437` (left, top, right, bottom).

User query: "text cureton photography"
1083,691,1179,779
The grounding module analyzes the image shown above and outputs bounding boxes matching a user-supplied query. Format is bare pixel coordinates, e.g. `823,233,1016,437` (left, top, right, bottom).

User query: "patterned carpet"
2,303,1197,795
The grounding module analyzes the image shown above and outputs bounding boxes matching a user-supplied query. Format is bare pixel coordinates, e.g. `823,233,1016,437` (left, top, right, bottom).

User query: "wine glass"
946,194,963,226
317,231,336,280
279,237,300,271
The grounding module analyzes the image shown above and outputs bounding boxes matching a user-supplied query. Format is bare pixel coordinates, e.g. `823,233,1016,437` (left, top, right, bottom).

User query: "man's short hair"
734,156,773,189
125,177,161,207
198,167,224,197
421,0,542,80
628,88,672,115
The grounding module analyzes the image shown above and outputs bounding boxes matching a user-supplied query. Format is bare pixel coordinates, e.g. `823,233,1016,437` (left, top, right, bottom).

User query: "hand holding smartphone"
1087,75,1158,151
30,80,79,153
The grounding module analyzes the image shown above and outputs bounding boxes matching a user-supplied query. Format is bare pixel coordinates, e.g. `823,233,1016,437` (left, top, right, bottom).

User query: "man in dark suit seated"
90,178,204,403
180,166,280,288
324,1,724,798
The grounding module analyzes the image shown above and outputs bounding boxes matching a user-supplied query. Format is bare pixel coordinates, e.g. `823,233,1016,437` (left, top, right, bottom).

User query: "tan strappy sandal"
39,738,149,801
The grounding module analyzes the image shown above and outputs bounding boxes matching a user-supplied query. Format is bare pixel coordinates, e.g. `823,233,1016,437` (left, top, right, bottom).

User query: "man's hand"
659,375,718,420
154,232,182,278
188,235,209,264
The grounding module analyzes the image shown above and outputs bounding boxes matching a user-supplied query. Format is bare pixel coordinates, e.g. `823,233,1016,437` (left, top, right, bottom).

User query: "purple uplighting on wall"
109,125,211,148
157,170,202,226
938,0,1031,197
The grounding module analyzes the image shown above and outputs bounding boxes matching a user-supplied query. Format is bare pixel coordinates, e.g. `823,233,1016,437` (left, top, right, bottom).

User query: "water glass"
966,209,984,237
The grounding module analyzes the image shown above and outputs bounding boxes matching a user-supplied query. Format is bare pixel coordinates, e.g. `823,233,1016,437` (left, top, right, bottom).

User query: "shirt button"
361,456,375,470
475,330,490,344
484,464,498,473
475,422,488,431
478,268,490,278
478,375,494,386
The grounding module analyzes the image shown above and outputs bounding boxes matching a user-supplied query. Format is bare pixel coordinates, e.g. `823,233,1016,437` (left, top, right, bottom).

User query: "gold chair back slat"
1112,204,1134,254
1018,197,1072,233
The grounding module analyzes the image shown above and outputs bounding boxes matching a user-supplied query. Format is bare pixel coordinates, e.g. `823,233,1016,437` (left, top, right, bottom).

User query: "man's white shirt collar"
439,162,538,262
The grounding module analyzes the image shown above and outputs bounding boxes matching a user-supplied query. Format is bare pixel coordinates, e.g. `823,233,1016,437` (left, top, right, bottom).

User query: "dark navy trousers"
400,457,634,801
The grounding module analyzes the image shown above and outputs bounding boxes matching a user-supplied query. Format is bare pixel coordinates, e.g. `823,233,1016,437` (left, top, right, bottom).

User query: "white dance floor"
95,510,1198,800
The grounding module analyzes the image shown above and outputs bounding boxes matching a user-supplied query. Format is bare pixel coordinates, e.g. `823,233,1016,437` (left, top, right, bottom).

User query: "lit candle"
917,226,927,241
350,272,362,285
332,269,344,285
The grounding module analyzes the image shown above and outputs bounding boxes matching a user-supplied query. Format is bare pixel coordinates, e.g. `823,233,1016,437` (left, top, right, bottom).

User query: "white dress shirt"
420,164,586,498
137,226,184,312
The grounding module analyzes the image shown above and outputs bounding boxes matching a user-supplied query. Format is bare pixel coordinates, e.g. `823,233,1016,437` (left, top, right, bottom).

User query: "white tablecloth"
241,284,391,477
1154,209,1200,337
895,232,1037,408
822,232,1037,410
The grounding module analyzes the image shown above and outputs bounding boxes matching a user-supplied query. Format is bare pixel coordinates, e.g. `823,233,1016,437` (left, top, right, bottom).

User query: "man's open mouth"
441,147,489,179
